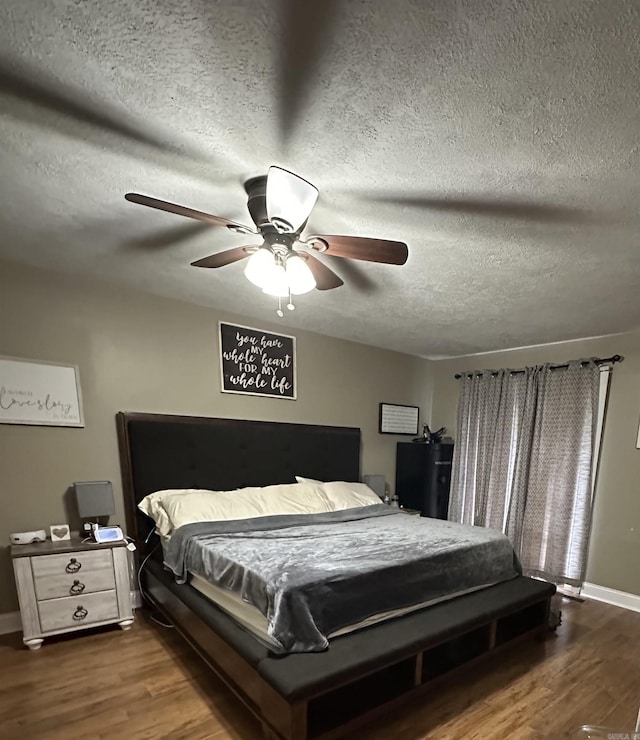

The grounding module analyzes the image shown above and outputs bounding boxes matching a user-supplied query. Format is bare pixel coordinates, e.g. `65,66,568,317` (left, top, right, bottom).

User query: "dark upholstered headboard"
116,412,361,548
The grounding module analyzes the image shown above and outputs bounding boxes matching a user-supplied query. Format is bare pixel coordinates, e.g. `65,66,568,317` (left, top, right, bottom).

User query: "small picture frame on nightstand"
50,523,71,541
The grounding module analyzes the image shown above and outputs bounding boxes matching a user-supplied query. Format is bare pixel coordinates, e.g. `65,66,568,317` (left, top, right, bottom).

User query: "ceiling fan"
125,166,408,316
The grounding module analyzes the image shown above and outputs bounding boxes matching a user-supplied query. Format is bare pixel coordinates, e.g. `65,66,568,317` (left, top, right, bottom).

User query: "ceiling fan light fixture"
261,261,290,297
285,254,316,295
244,246,275,288
266,166,318,233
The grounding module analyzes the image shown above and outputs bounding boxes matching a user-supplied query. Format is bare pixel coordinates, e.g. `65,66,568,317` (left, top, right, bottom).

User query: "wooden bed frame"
117,411,555,740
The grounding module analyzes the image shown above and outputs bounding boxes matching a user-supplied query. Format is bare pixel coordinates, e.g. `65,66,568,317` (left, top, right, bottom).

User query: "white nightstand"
11,536,133,650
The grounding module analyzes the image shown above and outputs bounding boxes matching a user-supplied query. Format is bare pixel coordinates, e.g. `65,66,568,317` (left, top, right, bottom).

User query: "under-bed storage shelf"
304,602,547,739
495,599,548,646
307,657,415,737
421,623,492,682
305,604,548,739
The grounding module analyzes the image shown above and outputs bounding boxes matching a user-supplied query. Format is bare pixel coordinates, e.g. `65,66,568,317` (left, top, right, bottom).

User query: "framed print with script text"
0,356,84,427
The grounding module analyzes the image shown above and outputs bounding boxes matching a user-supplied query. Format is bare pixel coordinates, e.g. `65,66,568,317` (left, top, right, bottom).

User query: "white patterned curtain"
449,360,600,587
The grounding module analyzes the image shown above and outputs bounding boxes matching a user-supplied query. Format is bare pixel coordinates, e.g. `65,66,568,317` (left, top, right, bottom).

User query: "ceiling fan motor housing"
244,175,308,235
244,175,268,229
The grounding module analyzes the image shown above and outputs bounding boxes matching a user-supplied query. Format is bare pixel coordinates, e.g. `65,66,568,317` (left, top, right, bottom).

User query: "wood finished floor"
0,597,638,739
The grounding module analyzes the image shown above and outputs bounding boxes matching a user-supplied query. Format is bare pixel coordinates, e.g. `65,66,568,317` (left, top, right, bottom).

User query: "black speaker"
395,443,453,518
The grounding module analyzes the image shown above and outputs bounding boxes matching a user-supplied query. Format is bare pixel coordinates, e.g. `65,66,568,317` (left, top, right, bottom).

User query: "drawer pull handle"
73,606,88,621
69,580,85,595
65,558,82,574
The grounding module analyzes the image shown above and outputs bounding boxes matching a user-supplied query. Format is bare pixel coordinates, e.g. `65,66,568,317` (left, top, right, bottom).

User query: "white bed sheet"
189,571,497,648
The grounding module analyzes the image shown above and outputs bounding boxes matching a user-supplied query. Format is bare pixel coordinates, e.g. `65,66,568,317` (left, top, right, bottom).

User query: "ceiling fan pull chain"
287,290,295,312
276,296,284,318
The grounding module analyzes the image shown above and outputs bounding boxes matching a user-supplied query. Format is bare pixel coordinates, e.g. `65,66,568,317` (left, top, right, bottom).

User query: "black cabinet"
395,443,454,519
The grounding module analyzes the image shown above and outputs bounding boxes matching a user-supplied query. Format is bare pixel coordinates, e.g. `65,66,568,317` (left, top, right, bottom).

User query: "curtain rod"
454,354,623,379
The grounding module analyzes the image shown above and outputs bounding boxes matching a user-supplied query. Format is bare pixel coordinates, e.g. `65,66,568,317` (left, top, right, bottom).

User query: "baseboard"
0,611,21,635
582,582,640,613
0,591,143,636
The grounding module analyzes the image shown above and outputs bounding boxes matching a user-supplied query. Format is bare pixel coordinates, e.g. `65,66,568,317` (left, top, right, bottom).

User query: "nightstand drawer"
31,550,115,600
38,590,119,633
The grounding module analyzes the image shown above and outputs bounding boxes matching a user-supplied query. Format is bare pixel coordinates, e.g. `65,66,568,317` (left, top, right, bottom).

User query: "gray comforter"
164,505,519,653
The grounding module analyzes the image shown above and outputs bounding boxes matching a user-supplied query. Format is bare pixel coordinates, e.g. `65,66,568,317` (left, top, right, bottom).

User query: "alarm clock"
91,524,124,543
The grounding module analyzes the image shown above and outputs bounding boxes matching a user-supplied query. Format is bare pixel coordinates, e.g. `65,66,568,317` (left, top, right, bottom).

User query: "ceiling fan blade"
308,235,408,265
266,167,318,232
353,192,594,224
303,253,344,290
278,0,339,145
0,60,173,154
191,246,257,268
127,223,209,251
125,193,254,233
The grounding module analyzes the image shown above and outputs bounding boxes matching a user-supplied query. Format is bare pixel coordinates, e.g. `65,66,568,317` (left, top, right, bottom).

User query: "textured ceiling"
1,0,640,358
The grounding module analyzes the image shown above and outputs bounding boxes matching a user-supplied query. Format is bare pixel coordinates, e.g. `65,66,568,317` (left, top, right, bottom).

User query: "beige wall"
0,259,433,614
431,334,640,597
4,254,636,614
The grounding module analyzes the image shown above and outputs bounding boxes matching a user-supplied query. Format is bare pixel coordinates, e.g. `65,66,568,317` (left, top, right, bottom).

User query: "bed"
117,411,555,740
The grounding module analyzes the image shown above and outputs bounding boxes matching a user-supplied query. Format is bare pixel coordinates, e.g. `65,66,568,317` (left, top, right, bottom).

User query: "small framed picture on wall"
379,403,419,435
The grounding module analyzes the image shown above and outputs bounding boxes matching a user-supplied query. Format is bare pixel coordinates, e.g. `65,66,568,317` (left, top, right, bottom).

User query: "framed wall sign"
219,322,296,399
379,403,419,435
0,356,84,427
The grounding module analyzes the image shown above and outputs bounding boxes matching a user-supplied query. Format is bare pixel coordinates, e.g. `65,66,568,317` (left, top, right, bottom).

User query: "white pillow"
138,488,215,538
321,481,382,509
139,481,382,538
297,479,382,509
139,483,333,536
